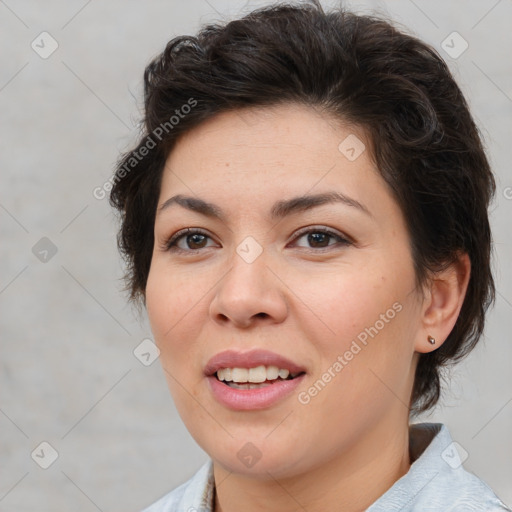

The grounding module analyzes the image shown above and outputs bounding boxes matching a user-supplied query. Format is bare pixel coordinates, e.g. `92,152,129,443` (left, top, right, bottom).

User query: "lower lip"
207,374,305,410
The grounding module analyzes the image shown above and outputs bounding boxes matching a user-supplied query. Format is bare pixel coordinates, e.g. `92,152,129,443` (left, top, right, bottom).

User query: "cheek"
295,263,417,394
146,265,209,414
145,265,171,341
293,264,404,345
145,261,205,364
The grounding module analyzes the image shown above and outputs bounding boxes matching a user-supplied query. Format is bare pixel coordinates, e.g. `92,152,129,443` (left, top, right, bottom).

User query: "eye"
163,228,217,252
162,226,352,254
291,226,352,250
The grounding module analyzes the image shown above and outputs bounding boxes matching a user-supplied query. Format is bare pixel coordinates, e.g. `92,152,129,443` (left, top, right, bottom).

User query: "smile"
216,365,302,388
205,350,306,410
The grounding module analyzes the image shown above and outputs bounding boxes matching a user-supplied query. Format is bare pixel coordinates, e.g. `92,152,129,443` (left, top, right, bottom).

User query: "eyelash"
162,226,352,254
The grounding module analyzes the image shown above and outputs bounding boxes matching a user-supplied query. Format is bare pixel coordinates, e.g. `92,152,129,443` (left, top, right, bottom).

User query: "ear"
414,252,471,354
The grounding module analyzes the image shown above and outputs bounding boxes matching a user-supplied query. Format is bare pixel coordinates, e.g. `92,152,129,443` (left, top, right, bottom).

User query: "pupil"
309,233,328,247
188,234,206,249
186,233,330,249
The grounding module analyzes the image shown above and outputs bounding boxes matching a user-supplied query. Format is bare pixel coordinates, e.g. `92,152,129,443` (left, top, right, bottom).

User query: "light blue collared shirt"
142,423,511,512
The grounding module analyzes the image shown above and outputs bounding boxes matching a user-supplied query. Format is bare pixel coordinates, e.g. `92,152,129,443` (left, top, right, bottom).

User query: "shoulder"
432,459,511,511
408,469,511,512
140,460,215,512
368,423,511,512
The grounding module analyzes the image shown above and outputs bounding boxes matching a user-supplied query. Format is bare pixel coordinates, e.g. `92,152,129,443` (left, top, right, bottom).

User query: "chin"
201,432,312,479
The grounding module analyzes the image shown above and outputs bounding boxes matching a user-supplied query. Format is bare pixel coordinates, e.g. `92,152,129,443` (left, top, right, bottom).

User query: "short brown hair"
110,1,495,414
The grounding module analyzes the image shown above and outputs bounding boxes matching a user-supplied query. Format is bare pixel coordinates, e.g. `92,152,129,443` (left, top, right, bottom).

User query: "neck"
213,415,411,512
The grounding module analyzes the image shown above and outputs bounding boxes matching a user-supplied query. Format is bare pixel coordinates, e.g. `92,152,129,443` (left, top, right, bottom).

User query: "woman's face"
146,103,424,478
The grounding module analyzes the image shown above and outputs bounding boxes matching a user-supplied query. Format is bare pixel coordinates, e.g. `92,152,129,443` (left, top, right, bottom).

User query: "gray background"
1,1,511,511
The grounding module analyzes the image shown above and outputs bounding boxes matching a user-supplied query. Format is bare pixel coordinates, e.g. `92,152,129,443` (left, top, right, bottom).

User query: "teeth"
278,368,290,379
248,365,267,383
227,382,273,390
266,365,279,380
232,368,249,382
216,365,299,383
217,368,233,382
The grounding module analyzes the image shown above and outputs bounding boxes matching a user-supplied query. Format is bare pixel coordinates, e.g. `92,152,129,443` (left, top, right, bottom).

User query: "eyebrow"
157,191,372,221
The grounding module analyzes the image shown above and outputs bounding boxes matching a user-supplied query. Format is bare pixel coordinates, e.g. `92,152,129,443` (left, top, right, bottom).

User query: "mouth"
204,349,307,410
215,365,305,390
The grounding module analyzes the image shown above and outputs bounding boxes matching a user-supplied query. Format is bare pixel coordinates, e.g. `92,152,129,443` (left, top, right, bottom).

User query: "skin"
145,103,470,512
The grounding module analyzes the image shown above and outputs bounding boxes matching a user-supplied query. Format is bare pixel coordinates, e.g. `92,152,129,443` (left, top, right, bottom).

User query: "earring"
427,335,436,345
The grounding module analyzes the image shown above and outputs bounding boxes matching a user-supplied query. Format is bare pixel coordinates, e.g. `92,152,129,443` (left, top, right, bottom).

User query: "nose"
209,249,288,329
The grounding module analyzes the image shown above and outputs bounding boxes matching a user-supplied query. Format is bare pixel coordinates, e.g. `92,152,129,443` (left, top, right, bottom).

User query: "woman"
110,1,510,510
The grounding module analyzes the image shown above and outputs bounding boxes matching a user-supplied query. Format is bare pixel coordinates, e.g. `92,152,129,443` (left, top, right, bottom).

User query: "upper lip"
204,349,306,376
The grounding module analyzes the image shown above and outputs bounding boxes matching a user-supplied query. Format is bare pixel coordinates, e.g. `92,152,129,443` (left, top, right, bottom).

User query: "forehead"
159,104,392,217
